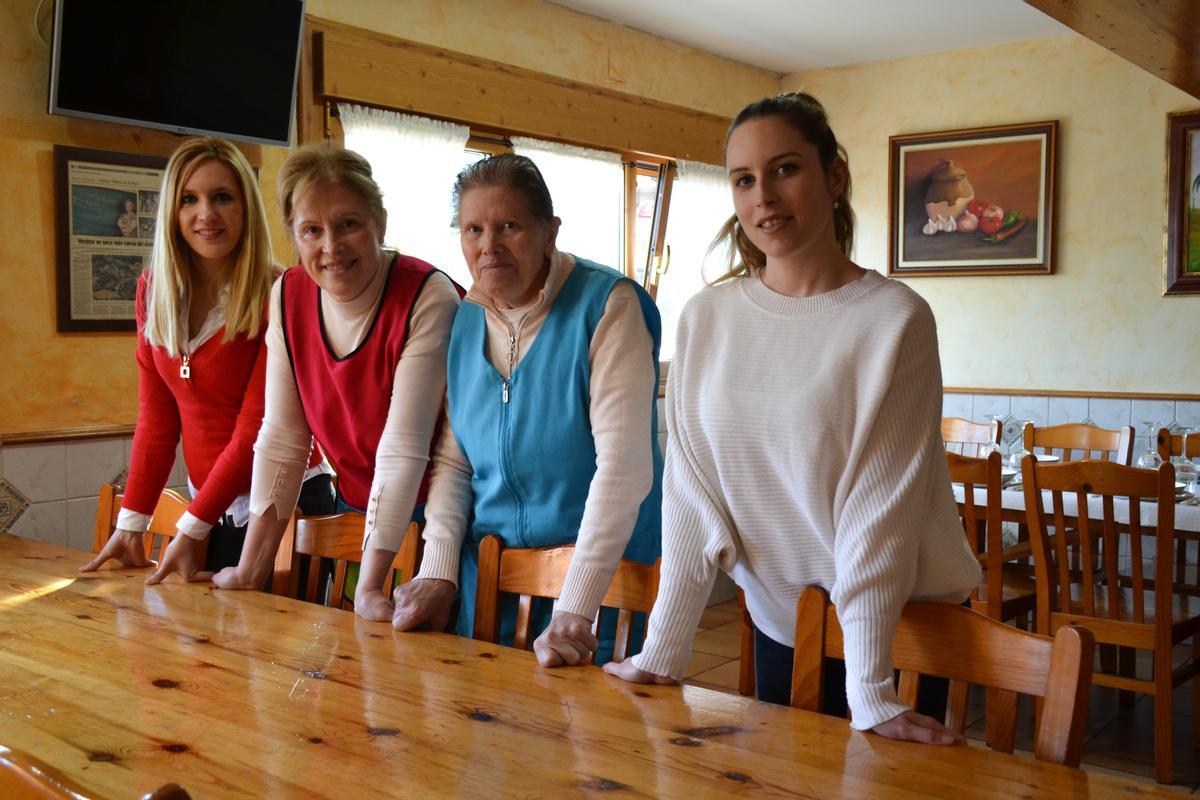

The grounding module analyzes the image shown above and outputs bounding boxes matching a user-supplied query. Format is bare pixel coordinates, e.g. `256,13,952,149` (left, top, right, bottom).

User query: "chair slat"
513,594,533,650
289,514,422,609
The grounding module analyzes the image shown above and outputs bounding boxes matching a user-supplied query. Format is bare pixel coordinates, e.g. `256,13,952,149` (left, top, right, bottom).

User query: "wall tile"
971,394,1010,423
1088,398,1132,431
1175,401,1200,429
122,436,134,468
1047,396,1089,426
1130,399,1174,430
4,442,67,503
65,438,125,499
942,392,973,421
8,500,68,547
0,479,30,532
1009,395,1049,427
66,496,99,552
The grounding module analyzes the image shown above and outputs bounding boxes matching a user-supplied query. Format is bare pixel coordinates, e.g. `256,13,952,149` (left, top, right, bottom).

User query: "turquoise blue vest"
448,258,662,646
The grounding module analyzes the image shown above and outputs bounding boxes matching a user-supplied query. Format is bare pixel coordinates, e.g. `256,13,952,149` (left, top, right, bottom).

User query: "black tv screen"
49,0,306,147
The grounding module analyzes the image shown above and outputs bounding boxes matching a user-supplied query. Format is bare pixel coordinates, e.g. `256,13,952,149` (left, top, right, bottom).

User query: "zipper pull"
179,354,191,382
502,378,510,404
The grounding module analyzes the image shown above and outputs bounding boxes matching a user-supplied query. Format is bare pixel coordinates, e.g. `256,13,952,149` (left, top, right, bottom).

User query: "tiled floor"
683,600,1200,793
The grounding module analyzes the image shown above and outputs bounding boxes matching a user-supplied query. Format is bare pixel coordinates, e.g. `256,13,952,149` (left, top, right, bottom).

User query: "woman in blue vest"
392,154,662,667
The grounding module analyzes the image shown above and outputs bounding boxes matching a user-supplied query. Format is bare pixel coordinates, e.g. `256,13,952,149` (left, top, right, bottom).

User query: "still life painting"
888,121,1057,277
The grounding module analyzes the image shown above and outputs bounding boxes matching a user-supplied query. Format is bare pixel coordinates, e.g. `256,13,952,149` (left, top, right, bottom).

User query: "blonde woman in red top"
81,138,333,582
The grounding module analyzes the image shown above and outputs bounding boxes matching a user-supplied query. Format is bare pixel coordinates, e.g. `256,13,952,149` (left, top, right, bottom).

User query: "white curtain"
511,137,624,271
657,159,732,360
339,104,472,288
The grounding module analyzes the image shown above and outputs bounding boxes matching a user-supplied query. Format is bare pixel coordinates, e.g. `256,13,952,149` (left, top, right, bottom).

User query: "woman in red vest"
81,138,333,581
211,145,460,620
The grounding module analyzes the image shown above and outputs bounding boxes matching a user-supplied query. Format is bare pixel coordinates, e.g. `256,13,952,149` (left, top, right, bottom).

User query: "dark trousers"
753,627,949,723
202,473,337,575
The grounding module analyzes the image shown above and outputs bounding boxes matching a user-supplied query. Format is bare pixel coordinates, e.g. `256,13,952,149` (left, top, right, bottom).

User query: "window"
340,108,727,370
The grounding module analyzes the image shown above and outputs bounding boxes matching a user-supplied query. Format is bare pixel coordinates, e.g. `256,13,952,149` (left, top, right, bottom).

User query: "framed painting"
887,121,1057,277
1164,109,1200,295
54,145,167,332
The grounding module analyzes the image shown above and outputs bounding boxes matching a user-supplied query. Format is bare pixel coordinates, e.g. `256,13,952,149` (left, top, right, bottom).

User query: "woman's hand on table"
602,658,678,685
145,534,213,585
354,588,395,622
391,578,454,631
871,710,964,746
211,564,260,590
80,529,153,572
533,611,599,667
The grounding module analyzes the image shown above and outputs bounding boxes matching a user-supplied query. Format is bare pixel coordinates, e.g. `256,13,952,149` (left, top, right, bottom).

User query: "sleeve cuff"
630,645,687,681
176,511,215,541
414,536,461,587
845,677,910,731
249,459,304,521
555,562,615,621
115,507,152,533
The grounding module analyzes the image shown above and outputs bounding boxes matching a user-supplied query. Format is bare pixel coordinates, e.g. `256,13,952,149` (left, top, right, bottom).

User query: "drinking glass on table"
1135,420,1164,469
1170,427,1198,497
1006,419,1030,472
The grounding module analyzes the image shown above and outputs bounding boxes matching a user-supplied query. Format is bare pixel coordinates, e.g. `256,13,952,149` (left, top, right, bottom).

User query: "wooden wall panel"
307,18,729,164
1024,0,1200,100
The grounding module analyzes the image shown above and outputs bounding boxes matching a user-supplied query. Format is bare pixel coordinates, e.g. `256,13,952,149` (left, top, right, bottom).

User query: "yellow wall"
783,36,1199,394
0,0,777,436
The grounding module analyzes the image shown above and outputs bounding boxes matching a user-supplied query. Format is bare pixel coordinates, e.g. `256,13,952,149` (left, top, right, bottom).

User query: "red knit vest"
280,254,438,510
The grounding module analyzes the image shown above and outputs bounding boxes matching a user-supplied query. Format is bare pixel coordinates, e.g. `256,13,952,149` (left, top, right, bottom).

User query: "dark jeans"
754,627,949,724
202,473,337,577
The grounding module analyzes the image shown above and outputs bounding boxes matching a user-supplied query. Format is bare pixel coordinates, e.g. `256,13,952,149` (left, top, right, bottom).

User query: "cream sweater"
631,269,980,730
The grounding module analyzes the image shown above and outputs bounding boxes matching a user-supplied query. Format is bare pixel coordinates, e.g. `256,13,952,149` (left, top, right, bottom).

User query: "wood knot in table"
633,690,651,697
578,778,629,791
161,743,189,753
307,737,323,744
87,751,118,763
301,670,327,679
477,651,497,659
465,709,496,722
673,725,744,738
367,726,399,736
723,772,754,784
74,614,92,620
151,679,179,688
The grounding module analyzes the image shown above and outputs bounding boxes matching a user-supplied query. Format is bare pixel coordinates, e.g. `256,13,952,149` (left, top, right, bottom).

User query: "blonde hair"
709,92,856,285
142,138,275,356
277,144,386,234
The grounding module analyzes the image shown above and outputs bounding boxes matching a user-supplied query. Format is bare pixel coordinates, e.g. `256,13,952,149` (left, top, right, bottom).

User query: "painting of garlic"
887,121,1057,277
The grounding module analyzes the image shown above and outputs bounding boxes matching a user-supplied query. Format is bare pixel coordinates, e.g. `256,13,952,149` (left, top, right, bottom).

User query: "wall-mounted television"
49,0,306,147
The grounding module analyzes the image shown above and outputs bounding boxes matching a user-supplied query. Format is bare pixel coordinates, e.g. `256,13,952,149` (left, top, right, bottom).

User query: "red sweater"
123,275,318,524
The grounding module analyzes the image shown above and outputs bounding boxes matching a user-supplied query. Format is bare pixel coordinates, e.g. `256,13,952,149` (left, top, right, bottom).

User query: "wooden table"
0,534,1178,799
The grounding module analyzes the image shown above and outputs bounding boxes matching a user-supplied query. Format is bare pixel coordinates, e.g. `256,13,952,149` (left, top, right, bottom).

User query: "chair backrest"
289,512,422,608
1157,426,1200,461
945,451,1005,616
790,587,1093,766
93,482,198,563
941,417,1000,456
473,535,660,663
1023,422,1134,465
1021,457,1176,630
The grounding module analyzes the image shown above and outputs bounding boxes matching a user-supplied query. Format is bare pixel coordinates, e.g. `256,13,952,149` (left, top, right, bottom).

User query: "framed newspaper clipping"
54,146,166,332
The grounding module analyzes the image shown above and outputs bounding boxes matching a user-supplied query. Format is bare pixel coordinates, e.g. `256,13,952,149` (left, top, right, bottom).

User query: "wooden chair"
93,482,203,564
737,589,756,696
941,417,1000,457
1157,426,1200,462
947,451,1038,623
790,586,1094,767
1156,426,1200,591
1023,422,1135,465
286,512,422,609
1021,457,1200,783
473,535,660,663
